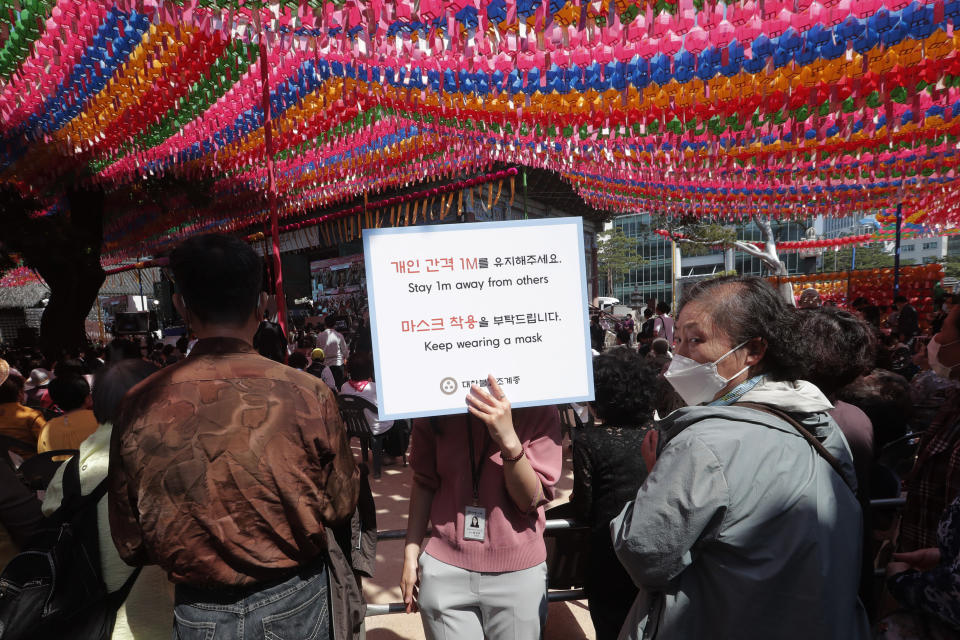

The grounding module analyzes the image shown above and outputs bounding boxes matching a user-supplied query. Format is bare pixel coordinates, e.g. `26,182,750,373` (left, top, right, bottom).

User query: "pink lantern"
856,0,882,18
594,45,614,65
684,25,709,55
652,12,673,38
660,30,683,56
700,4,723,30
737,15,762,42
626,15,647,42
762,0,788,19
728,1,757,26
710,20,736,48
791,9,814,32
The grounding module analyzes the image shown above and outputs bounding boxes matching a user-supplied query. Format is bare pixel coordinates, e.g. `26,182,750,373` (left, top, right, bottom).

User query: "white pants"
418,553,548,640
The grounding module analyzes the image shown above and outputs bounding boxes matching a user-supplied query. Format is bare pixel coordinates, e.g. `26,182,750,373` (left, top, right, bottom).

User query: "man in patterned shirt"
109,233,359,639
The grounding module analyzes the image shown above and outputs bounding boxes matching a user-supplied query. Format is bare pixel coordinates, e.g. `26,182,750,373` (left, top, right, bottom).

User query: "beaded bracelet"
502,448,525,463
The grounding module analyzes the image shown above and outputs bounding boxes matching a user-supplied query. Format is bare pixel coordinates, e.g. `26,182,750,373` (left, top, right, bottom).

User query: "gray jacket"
612,379,870,640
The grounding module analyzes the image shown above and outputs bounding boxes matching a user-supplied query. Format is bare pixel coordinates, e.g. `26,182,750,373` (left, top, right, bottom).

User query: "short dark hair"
656,302,670,315
643,308,654,319
324,315,337,329
861,305,882,327
169,233,263,327
894,295,908,304
593,348,658,426
105,338,143,363
48,375,90,412
92,360,159,424
0,372,24,404
347,352,374,381
795,308,876,396
678,276,801,382
838,368,912,451
54,358,86,378
651,338,669,355
288,352,308,370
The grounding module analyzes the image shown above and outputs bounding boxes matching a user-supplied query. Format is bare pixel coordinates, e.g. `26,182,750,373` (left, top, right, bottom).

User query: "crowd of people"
0,231,959,640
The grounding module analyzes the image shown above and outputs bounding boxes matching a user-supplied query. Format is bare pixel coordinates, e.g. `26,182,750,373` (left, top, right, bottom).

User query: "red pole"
258,34,287,335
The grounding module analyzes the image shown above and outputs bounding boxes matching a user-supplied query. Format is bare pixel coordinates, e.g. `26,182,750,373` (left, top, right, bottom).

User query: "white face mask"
664,341,751,406
928,338,960,379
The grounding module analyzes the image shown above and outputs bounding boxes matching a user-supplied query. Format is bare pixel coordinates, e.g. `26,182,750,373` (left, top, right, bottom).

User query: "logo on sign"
439,377,458,395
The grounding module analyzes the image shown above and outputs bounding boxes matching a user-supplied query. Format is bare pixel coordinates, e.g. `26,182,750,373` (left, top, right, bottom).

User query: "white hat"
23,369,51,391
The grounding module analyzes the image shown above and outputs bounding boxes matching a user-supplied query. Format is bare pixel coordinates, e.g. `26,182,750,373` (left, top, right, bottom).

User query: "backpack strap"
62,454,143,615
735,402,858,497
105,566,142,612
54,456,110,525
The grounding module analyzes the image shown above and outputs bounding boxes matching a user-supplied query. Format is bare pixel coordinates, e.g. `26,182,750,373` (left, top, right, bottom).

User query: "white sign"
364,218,595,420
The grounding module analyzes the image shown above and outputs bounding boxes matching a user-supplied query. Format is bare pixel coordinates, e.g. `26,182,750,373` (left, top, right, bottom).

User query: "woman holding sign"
400,375,562,640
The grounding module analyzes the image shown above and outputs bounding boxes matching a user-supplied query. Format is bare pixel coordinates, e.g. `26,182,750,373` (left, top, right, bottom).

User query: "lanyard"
709,375,764,407
465,415,487,506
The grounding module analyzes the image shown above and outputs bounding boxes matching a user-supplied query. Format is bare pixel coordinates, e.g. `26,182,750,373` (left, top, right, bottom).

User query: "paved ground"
359,439,596,640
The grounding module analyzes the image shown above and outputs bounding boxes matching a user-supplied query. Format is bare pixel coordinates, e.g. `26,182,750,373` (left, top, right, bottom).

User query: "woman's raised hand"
466,374,522,457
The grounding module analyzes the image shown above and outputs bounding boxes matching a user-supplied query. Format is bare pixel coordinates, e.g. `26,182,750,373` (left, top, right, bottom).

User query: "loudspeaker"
154,276,180,325
114,312,150,335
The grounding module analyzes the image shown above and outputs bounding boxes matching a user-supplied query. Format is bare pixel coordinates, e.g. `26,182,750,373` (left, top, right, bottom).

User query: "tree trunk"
666,216,794,305
590,247,599,305
32,189,106,361
742,214,795,306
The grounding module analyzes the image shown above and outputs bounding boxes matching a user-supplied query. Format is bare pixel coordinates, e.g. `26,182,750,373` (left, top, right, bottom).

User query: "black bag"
639,319,654,340
0,457,140,640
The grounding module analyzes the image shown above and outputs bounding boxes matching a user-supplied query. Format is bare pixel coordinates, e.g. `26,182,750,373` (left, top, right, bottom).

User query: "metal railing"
364,499,906,617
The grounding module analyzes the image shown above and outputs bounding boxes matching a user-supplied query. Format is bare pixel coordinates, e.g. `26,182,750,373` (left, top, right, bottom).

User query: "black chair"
18,450,77,491
543,502,590,590
557,403,588,442
878,432,923,479
0,435,38,465
338,395,388,477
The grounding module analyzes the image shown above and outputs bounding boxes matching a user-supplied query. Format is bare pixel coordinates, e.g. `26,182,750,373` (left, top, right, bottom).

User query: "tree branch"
749,213,787,275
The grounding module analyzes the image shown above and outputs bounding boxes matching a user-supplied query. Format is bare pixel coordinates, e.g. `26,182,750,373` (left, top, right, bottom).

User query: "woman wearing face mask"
611,276,869,640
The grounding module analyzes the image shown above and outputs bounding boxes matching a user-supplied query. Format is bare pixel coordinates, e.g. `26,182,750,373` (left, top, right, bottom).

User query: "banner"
364,218,594,420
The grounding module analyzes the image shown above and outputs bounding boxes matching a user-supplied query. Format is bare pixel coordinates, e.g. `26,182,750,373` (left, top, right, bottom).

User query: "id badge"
463,505,487,541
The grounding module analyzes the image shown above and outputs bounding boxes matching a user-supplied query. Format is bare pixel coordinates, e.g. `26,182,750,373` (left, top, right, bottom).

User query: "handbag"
0,457,140,640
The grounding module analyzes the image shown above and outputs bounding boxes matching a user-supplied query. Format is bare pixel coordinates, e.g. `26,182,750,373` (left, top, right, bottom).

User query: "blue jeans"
172,564,330,640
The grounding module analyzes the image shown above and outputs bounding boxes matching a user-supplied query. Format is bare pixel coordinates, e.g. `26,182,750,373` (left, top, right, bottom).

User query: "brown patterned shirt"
108,338,359,587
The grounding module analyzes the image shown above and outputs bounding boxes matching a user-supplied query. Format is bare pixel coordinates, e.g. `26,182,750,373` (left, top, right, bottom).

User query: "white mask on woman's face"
928,338,960,379
664,341,750,406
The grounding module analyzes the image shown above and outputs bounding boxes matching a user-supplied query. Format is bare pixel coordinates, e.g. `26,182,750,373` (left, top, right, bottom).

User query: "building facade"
894,236,948,264
605,213,807,306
